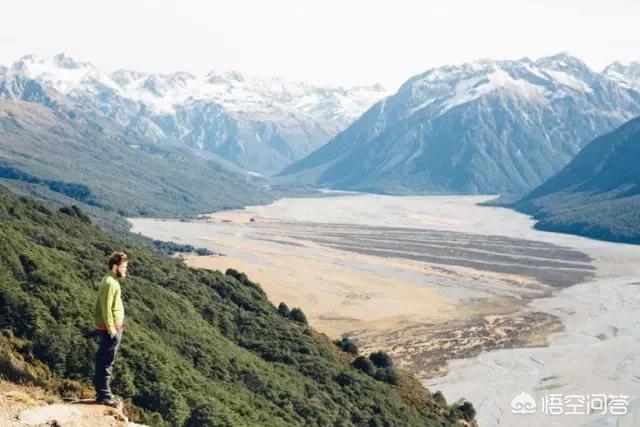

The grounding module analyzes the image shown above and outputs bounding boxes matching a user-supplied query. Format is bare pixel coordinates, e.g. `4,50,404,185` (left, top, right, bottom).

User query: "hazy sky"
1,0,638,89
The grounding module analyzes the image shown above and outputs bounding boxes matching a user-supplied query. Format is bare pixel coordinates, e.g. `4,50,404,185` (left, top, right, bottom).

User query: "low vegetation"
151,240,216,256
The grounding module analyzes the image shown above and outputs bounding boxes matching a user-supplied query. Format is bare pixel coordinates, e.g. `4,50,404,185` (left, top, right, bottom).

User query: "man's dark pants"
94,328,123,400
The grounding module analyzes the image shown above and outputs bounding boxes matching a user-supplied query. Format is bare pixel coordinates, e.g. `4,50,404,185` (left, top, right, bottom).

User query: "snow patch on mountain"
443,69,548,112
403,54,632,118
603,60,640,92
543,69,592,93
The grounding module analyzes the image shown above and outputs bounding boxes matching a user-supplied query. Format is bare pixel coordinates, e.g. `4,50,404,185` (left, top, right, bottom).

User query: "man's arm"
100,278,118,337
113,286,123,331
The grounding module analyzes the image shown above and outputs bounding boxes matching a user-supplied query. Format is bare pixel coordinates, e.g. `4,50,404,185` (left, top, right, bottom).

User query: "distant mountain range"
0,54,387,231
280,53,640,196
0,96,274,234
3,51,640,235
1,53,386,174
514,115,640,244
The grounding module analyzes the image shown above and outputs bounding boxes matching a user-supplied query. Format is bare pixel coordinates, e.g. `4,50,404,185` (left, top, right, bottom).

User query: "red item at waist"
97,321,124,330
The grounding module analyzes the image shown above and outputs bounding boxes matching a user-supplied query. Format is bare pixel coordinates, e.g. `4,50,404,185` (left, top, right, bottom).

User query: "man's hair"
108,252,128,269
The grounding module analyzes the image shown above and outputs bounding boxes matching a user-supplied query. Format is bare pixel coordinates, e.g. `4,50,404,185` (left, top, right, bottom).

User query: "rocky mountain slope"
280,53,640,195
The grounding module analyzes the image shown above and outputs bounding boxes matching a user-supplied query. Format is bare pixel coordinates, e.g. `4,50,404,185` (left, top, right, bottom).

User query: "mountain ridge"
279,52,640,196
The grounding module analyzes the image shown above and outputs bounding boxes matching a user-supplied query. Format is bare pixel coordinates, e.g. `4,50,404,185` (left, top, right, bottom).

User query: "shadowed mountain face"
1,54,386,174
280,53,640,195
514,115,640,244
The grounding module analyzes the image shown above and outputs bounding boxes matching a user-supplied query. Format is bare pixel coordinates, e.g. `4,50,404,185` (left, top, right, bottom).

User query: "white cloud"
1,0,638,90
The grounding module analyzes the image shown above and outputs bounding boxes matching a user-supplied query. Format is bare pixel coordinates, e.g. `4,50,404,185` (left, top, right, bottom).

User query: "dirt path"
0,381,146,427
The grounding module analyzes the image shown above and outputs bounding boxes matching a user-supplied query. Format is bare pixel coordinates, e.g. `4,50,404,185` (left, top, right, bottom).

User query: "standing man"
94,251,127,407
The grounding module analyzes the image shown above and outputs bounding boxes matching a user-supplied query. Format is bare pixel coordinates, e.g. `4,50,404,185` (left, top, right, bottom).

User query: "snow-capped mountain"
603,60,640,92
1,53,387,173
281,53,640,195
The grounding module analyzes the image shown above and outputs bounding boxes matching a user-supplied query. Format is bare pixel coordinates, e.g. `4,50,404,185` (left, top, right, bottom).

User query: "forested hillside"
514,116,640,244
0,187,474,426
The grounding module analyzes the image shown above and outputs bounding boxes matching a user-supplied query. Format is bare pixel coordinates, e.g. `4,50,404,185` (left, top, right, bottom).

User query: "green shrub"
373,367,399,385
432,390,447,406
451,400,476,421
369,351,393,368
333,336,358,355
136,383,190,426
351,356,375,375
289,308,308,325
277,302,291,317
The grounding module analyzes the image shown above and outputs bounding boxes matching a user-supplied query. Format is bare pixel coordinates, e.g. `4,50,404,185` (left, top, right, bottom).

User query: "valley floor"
129,194,640,427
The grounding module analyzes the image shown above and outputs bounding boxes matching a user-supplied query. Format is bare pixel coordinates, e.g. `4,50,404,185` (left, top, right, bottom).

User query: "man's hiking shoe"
96,396,121,407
